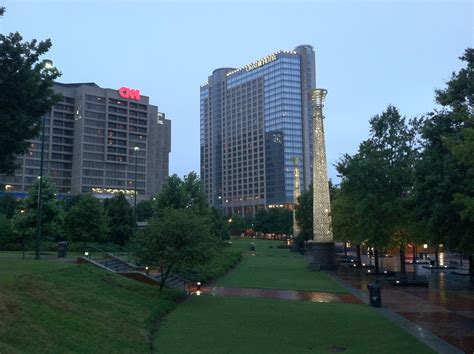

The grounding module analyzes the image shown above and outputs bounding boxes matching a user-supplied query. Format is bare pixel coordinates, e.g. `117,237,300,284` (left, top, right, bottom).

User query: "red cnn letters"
118,87,141,101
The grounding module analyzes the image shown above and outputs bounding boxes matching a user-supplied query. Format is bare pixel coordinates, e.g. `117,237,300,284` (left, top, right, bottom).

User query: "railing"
83,244,138,272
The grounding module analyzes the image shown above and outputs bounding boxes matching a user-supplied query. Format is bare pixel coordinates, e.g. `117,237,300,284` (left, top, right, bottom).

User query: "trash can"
367,283,381,307
57,241,68,257
250,243,255,251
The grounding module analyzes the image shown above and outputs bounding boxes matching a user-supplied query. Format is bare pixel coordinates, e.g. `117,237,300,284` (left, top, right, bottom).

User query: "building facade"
0,82,171,200
200,45,316,216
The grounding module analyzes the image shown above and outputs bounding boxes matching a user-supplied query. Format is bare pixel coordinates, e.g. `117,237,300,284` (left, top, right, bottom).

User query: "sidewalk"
331,264,473,353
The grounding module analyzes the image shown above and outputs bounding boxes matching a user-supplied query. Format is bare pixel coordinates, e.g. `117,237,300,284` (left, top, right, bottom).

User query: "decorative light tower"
308,88,336,270
292,156,301,237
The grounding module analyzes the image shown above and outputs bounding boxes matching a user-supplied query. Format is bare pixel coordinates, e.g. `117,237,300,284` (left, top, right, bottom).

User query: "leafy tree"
136,199,154,222
104,193,134,246
294,185,313,248
136,208,214,290
0,193,18,218
11,177,63,244
155,172,208,215
413,48,473,272
0,214,14,248
253,208,293,235
331,185,365,263
0,13,61,174
337,106,417,274
228,214,246,236
209,207,229,241
155,172,228,240
64,194,107,246
60,195,81,213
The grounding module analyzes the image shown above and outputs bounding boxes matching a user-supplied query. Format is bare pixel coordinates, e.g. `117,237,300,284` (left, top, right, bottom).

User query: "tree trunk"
22,238,25,260
399,244,406,276
356,245,362,266
413,245,417,275
159,265,173,291
344,241,348,258
435,244,439,267
469,254,473,276
374,248,380,274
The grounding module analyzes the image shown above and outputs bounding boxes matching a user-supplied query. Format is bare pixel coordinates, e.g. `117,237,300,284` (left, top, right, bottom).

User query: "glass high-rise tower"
200,45,316,216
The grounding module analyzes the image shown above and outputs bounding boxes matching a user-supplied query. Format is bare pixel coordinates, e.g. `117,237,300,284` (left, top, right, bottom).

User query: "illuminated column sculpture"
293,156,301,237
308,88,336,270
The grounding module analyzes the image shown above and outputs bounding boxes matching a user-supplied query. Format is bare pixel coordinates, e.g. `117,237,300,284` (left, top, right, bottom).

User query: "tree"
155,172,208,215
64,194,107,246
253,208,293,235
294,185,313,248
331,185,364,263
136,199,154,222
337,106,417,274
228,214,246,236
136,208,214,290
11,177,63,244
0,214,14,248
0,193,18,218
104,193,134,247
209,207,230,241
413,48,473,272
0,14,61,174
154,172,228,240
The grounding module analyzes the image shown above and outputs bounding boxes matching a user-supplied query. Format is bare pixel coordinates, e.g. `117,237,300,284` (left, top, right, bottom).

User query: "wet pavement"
333,254,474,353
198,286,361,304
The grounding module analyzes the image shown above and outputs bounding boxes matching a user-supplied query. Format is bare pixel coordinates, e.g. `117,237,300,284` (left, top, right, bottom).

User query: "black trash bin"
57,241,68,257
250,243,255,252
367,283,381,307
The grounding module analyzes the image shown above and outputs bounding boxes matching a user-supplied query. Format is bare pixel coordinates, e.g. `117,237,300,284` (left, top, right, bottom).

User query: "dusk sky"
2,0,472,182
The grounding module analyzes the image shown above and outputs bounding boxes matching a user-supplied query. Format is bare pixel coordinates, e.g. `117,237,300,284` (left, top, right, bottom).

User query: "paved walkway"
332,264,473,353
197,286,361,304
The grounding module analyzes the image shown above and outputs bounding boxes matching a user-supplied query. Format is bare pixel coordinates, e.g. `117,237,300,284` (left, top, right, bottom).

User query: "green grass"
215,238,347,293
155,295,435,354
0,254,183,353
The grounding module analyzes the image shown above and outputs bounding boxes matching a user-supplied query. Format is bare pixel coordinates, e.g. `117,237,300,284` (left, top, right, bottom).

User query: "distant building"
200,45,316,216
0,82,171,200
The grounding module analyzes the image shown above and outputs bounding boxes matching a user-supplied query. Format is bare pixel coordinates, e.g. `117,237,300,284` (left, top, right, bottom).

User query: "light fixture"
43,59,53,69
423,244,428,249
84,251,89,257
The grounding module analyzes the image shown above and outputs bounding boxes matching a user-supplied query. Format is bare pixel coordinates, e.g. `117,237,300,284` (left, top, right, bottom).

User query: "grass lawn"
0,253,182,353
155,295,435,354
215,238,347,293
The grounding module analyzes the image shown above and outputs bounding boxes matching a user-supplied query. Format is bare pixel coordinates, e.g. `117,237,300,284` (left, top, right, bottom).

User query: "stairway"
95,257,137,273
79,253,191,291
152,272,189,291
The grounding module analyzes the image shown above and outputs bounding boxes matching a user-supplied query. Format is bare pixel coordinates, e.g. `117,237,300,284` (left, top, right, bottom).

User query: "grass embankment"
0,254,183,353
215,238,347,293
156,238,434,353
155,295,435,354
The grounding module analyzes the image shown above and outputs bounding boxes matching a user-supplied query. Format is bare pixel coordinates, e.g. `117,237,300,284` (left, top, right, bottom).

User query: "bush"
176,247,242,282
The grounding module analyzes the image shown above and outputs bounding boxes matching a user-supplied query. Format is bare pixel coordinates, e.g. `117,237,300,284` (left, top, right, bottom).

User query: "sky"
2,0,472,182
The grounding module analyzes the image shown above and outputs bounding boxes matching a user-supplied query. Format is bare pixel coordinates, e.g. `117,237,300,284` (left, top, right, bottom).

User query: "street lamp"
133,146,139,224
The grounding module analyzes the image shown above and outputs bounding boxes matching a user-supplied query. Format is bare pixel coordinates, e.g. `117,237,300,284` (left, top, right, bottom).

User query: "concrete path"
197,286,361,304
330,265,473,353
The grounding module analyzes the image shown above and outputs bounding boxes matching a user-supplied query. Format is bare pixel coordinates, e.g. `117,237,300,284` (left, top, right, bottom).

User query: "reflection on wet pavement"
334,256,474,353
194,286,361,304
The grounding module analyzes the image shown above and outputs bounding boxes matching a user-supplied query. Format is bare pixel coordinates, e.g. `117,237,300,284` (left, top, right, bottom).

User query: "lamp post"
133,146,139,224
34,59,54,260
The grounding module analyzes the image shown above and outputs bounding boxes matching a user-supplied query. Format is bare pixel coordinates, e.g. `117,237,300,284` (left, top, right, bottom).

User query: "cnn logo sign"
118,87,141,101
